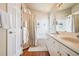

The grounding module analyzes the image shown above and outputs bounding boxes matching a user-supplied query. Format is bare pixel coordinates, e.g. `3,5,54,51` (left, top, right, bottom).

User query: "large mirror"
55,14,79,33
49,14,79,33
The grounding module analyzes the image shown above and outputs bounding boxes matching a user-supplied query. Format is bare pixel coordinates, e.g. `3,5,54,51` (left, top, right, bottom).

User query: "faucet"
56,31,59,34
76,34,79,38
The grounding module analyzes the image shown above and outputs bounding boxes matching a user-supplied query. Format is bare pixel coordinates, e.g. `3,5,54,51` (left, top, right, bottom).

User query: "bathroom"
0,3,79,56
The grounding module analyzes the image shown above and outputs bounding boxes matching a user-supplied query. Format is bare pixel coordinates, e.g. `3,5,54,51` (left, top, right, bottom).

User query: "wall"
0,3,7,12
0,28,7,56
53,4,79,19
71,4,79,13
0,4,7,56
54,8,71,20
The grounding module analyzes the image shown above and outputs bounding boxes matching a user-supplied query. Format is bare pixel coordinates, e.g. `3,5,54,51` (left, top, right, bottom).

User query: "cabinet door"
48,37,60,56
63,46,78,56
52,40,62,56
50,39,67,56
56,42,67,56
59,43,78,56
46,36,56,56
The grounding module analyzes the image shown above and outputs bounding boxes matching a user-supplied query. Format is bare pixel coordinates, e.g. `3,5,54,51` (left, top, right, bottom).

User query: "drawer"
64,47,78,56
59,43,78,56
49,48,60,56
47,36,79,56
47,38,56,46
50,40,61,56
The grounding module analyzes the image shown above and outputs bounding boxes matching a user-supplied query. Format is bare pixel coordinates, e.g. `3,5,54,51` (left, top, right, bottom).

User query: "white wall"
55,8,71,19
71,4,79,13
0,28,6,56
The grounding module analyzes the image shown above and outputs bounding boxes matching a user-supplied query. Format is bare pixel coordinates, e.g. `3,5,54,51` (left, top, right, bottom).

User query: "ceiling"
26,3,75,13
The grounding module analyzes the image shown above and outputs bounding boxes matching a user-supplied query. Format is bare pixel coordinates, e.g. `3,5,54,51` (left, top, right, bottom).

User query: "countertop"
48,32,79,54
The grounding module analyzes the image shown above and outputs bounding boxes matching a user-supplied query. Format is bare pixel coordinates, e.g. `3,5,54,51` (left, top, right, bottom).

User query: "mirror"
55,14,79,33
49,14,79,33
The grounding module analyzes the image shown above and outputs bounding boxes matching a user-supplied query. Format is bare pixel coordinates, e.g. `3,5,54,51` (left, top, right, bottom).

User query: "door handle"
9,31,12,34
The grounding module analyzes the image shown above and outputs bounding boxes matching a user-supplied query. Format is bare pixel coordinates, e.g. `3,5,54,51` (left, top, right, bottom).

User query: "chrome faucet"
56,31,59,34
76,34,79,38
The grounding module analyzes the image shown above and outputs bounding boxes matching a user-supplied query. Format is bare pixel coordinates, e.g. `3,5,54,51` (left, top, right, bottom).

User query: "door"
0,28,7,56
7,4,22,56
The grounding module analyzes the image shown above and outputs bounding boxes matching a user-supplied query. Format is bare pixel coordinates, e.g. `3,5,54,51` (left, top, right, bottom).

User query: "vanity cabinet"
60,43,78,56
46,35,79,56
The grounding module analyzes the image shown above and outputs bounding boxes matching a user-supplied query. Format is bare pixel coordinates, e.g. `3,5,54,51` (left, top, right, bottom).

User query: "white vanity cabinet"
46,36,60,56
60,43,78,56
46,35,79,56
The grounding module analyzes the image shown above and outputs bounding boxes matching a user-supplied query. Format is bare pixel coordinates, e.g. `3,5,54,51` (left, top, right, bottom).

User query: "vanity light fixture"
23,8,27,13
56,3,63,9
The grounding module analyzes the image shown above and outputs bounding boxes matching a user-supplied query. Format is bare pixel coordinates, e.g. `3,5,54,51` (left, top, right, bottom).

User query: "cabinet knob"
57,51,62,56
57,51,59,53
59,53,61,56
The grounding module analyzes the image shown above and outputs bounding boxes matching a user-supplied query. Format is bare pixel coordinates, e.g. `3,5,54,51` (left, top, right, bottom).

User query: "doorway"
36,18,48,40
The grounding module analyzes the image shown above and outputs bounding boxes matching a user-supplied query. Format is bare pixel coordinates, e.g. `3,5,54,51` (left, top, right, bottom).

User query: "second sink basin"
61,36,79,43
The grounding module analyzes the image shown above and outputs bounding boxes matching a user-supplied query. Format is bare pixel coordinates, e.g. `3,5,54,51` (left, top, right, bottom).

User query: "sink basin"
61,37,79,43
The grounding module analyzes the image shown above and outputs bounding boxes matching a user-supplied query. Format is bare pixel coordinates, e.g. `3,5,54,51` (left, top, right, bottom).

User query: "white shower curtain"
23,27,29,44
